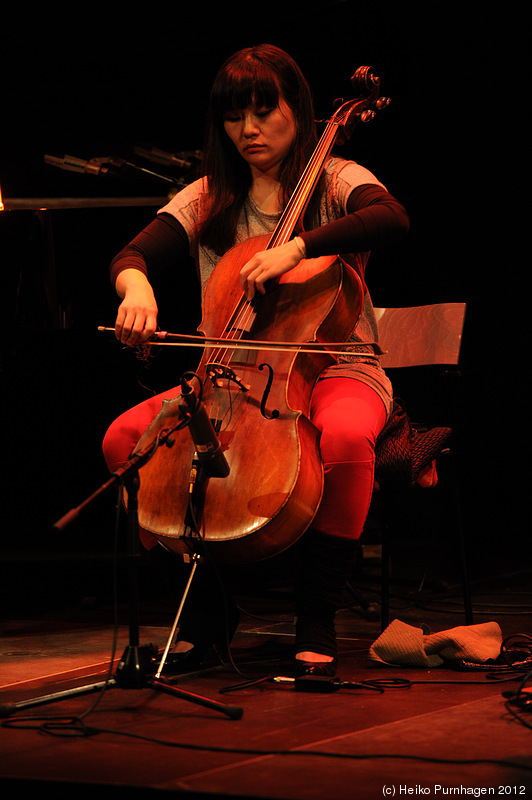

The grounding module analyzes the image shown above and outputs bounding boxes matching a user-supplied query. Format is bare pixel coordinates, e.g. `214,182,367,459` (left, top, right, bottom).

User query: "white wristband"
294,236,307,259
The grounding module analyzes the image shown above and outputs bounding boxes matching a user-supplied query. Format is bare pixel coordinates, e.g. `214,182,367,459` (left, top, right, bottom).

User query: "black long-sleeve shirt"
110,183,409,287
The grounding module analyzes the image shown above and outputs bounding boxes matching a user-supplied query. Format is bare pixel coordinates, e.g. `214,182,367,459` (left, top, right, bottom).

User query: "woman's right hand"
114,269,158,345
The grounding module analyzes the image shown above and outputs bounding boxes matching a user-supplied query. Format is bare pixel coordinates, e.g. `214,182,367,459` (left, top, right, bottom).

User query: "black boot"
145,545,239,673
294,528,358,677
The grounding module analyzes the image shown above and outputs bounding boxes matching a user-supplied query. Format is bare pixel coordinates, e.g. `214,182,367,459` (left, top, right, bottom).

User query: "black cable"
502,665,532,729
501,633,532,665
5,715,531,774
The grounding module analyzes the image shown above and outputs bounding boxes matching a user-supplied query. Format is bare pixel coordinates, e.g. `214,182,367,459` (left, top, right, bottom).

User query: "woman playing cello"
102,44,409,677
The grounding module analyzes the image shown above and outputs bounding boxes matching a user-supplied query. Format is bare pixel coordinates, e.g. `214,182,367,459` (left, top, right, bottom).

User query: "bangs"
213,62,281,116
200,44,321,253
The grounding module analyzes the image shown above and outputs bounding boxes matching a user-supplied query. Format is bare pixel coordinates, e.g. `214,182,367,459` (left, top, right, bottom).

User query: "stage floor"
1,572,531,799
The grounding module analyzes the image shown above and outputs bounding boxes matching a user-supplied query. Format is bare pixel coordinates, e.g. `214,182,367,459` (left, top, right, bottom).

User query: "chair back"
374,303,466,369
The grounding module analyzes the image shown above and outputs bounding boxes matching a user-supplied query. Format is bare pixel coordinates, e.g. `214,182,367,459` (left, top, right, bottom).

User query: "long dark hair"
199,44,322,254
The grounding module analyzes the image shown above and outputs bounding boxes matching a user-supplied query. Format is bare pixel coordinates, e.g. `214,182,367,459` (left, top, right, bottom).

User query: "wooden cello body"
128,67,389,563
132,241,363,562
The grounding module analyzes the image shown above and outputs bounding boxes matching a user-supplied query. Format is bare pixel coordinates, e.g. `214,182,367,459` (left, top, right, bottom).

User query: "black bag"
374,399,452,490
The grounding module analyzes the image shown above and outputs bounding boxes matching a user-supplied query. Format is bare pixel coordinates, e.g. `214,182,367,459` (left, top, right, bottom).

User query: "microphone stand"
0,429,243,722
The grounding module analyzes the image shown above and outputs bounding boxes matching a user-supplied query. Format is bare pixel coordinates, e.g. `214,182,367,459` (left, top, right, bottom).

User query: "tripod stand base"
0,645,243,721
115,644,157,689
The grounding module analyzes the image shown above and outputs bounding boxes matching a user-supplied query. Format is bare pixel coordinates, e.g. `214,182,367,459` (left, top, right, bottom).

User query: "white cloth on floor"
369,618,503,668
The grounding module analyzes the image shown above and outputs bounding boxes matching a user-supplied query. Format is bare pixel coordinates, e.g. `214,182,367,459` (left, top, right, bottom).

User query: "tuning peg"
332,97,344,110
360,109,376,123
375,97,391,111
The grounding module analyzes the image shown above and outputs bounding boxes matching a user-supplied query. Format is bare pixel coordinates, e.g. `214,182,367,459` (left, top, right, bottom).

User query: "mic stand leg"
113,470,154,689
154,552,201,679
0,460,243,722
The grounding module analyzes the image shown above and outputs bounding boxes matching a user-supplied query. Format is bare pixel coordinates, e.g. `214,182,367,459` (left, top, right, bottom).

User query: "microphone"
44,153,183,187
134,145,200,170
178,378,230,479
44,153,132,176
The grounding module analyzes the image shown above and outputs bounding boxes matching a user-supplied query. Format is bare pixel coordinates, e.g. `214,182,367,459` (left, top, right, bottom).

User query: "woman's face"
223,98,297,178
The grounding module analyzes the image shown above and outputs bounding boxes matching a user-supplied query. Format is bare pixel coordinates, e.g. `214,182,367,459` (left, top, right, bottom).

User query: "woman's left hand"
240,237,306,300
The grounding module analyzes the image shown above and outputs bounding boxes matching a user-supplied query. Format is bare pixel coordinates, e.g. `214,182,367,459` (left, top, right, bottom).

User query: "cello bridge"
205,363,250,391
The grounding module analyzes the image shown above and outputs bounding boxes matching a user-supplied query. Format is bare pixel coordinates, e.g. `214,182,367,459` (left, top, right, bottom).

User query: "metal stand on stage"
0,410,243,722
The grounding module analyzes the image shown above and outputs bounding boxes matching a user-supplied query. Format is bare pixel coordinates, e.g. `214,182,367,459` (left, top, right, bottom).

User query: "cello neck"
268,66,388,250
267,118,341,249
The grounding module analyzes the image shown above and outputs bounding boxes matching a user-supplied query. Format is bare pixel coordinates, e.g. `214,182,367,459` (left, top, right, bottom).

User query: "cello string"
212,294,254,366
269,120,337,247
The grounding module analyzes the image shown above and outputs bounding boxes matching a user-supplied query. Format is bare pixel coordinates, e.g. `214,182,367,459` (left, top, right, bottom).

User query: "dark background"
0,3,521,613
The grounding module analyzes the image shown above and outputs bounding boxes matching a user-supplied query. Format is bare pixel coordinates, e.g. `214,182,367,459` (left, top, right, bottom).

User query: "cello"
127,67,390,564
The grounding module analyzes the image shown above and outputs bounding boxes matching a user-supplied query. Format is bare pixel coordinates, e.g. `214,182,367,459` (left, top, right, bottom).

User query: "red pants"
102,376,386,547
309,377,386,539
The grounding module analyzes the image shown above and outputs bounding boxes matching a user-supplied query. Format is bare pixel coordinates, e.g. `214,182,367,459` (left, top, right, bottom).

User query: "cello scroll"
331,66,391,145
